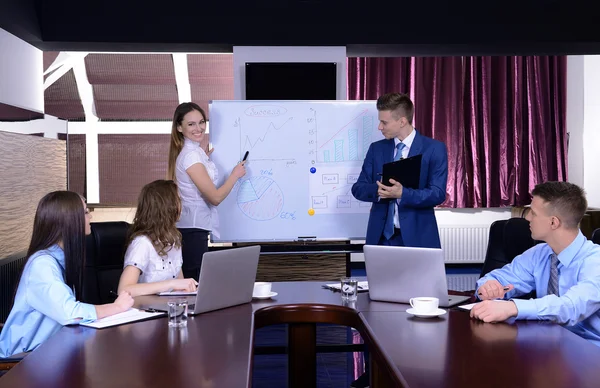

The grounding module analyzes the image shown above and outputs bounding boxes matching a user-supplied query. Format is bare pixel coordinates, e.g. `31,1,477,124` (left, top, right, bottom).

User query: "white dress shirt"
123,236,183,283
175,138,220,238
393,129,416,228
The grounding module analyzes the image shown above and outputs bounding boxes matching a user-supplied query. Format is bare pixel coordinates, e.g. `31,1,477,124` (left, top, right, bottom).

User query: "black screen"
245,62,337,100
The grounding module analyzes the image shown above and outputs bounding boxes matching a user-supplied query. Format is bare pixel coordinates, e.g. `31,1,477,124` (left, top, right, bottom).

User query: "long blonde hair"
167,102,207,180
127,180,182,256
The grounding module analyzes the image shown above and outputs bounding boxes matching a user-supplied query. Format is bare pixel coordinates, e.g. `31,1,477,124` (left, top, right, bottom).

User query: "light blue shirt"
0,245,97,358
477,231,600,346
393,129,416,228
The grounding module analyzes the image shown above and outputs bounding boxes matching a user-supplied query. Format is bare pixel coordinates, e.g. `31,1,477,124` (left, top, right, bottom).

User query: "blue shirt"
477,231,600,346
0,245,97,358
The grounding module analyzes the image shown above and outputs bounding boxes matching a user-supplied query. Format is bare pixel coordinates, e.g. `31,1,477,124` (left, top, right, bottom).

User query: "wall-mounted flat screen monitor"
245,62,337,100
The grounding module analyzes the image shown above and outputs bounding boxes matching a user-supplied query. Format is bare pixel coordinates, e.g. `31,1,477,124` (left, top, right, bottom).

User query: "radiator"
0,253,27,324
446,274,480,292
439,225,489,264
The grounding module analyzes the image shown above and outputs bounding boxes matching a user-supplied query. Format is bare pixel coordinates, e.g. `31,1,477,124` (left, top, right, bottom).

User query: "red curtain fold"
347,56,567,208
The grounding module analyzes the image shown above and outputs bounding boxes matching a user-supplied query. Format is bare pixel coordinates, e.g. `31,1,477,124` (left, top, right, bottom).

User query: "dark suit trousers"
178,228,209,281
378,227,405,246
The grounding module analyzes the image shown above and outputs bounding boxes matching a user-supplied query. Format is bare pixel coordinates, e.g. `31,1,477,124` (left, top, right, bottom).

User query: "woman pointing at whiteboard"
167,102,246,281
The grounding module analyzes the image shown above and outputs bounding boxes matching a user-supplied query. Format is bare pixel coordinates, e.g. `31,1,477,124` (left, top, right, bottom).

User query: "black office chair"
592,228,600,245
81,221,130,305
479,218,539,299
0,353,26,377
0,324,26,376
480,217,539,278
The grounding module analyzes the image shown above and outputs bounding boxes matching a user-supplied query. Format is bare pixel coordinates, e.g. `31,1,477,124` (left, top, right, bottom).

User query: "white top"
393,129,416,228
175,138,220,237
123,236,183,283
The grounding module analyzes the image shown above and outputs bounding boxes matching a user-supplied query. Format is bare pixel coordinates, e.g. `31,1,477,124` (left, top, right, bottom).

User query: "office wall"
0,131,66,259
0,27,43,112
232,46,512,260
567,55,600,207
582,56,600,207
232,46,347,100
567,56,584,188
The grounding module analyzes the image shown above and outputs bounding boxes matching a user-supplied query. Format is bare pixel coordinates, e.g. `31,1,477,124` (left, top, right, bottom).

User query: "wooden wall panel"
0,131,66,259
255,253,346,282
236,241,348,282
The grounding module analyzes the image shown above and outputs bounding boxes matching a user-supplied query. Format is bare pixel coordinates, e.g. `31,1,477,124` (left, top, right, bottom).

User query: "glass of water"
167,299,188,328
340,277,358,301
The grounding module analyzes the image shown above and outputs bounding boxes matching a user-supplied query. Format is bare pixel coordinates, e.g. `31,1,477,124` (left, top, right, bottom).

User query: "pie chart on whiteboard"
237,176,284,221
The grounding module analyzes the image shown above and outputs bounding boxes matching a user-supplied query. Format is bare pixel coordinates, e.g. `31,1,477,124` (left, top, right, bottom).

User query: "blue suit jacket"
351,131,448,247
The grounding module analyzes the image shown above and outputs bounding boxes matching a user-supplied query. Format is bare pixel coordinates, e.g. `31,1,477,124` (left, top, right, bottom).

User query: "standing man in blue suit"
349,93,447,388
352,92,448,248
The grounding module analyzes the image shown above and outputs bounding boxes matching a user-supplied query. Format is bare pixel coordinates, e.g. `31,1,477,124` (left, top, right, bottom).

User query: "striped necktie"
547,253,559,296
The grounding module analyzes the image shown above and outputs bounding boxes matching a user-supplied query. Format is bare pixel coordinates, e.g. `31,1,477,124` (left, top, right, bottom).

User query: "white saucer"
253,291,278,300
406,308,446,318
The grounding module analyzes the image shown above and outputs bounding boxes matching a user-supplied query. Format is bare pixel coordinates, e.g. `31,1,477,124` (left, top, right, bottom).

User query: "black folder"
381,154,422,189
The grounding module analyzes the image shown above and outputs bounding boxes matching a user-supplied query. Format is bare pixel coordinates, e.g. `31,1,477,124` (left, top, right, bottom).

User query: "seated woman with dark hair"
117,180,197,297
0,191,134,358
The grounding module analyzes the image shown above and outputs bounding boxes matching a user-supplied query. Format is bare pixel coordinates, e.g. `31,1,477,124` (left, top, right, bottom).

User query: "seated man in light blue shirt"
471,181,600,346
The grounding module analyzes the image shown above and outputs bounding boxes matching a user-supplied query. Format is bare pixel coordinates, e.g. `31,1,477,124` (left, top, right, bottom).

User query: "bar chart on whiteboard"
307,106,383,215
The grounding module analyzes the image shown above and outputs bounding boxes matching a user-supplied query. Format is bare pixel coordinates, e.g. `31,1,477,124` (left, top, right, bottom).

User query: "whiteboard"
209,100,383,242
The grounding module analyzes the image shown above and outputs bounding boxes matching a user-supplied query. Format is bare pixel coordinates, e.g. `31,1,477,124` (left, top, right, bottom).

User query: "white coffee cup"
253,282,272,297
409,297,439,313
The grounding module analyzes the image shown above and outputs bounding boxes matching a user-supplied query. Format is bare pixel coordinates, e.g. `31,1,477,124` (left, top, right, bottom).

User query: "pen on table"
477,287,510,296
110,290,162,313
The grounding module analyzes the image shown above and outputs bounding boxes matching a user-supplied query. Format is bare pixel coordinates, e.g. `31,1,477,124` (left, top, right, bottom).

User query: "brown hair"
531,181,587,229
167,102,207,180
127,180,182,256
19,191,86,300
376,93,414,124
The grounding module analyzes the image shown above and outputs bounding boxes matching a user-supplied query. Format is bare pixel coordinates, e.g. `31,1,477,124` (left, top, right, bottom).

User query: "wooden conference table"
2,281,600,388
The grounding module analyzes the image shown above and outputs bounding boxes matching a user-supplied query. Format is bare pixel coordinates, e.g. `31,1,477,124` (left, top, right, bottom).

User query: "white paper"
158,291,197,296
458,300,504,310
80,308,165,329
458,302,478,310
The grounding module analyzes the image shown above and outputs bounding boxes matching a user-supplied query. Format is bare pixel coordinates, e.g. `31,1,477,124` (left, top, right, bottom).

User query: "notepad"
158,291,197,296
323,281,369,292
80,308,165,329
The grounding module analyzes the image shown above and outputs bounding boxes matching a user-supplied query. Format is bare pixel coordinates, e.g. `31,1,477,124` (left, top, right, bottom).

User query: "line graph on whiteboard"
234,109,297,164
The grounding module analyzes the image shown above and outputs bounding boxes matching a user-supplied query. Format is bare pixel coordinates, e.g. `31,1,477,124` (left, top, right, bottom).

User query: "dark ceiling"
1,0,600,56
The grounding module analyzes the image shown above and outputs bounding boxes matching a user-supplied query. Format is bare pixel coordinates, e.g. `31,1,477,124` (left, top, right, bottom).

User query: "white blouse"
123,236,183,283
175,138,220,237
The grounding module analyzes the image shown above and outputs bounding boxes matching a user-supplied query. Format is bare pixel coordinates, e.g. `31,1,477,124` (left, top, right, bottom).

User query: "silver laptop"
363,245,471,307
149,245,261,315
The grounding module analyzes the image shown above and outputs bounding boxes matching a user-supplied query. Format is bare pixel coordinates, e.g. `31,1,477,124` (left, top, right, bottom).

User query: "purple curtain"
347,56,567,208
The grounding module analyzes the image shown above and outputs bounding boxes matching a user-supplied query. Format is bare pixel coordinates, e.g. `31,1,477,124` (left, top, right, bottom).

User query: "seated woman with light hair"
117,180,197,297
